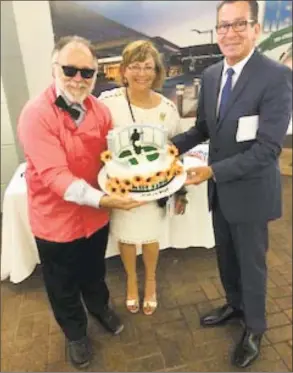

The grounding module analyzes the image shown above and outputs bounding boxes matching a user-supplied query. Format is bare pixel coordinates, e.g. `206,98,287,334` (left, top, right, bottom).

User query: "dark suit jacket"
172,50,292,223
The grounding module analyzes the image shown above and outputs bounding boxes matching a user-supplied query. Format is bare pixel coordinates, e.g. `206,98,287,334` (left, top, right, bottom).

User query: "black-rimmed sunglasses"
59,64,96,79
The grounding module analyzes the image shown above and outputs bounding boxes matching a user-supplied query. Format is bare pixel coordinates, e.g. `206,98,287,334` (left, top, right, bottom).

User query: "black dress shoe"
67,336,92,369
200,304,243,327
232,329,263,368
96,306,124,335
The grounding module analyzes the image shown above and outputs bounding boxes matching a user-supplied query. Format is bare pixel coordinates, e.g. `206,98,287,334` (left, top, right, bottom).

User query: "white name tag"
236,115,259,142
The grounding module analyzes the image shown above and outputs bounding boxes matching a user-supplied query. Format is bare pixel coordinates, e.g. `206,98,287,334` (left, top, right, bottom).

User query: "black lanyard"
125,88,136,123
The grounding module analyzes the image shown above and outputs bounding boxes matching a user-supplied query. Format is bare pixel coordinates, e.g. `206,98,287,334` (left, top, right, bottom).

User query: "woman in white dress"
98,40,186,315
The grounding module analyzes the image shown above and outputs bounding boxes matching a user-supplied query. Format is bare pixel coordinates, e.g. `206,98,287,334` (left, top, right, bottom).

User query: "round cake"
100,124,184,197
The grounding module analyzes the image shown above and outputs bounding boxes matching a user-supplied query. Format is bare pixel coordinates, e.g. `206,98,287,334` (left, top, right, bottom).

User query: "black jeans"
35,224,110,341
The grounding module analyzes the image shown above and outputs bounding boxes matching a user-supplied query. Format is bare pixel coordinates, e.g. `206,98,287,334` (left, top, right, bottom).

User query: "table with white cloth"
1,144,215,284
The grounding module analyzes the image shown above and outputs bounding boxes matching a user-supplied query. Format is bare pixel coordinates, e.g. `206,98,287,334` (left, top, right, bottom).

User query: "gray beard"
55,76,96,104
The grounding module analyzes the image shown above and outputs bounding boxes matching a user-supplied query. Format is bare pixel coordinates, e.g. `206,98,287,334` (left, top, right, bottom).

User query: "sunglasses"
58,64,96,79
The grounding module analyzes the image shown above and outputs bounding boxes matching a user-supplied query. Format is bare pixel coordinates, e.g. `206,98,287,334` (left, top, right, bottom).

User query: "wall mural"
49,0,292,121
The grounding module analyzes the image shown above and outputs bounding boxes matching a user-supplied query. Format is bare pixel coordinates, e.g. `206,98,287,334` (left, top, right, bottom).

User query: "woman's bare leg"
118,241,139,313
142,241,159,315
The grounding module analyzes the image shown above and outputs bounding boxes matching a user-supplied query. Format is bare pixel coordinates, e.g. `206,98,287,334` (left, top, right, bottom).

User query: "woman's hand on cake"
174,195,188,215
100,195,145,210
174,187,188,215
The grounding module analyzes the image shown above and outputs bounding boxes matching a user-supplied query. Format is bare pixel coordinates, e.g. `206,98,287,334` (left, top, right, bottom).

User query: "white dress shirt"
212,49,255,181
54,85,105,207
217,48,255,114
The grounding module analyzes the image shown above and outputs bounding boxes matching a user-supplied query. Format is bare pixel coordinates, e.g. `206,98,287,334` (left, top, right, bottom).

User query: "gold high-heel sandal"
143,280,157,316
126,277,139,314
143,296,157,316
126,298,140,314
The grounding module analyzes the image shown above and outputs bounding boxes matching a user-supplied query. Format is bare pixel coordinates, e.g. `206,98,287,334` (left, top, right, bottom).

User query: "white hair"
51,35,98,68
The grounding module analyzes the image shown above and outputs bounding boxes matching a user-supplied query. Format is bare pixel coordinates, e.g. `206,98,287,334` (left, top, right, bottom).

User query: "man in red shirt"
18,35,143,369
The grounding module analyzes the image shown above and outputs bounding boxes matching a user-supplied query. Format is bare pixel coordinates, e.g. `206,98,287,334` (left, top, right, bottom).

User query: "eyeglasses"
56,64,96,79
215,19,256,34
127,65,156,74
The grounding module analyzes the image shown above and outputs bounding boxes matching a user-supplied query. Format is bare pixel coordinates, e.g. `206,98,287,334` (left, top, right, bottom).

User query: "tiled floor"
1,175,292,372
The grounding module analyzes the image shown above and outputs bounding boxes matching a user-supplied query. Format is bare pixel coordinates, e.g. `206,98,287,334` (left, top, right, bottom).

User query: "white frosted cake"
100,124,183,197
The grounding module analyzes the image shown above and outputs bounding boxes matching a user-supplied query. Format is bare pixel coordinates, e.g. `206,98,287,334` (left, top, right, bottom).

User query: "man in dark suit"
172,0,292,368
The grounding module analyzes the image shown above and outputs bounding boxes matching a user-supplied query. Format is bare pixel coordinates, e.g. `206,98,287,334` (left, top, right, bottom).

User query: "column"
0,1,54,210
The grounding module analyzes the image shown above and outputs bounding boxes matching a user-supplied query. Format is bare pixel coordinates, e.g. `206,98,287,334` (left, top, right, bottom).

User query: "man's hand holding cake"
185,166,214,185
99,194,145,210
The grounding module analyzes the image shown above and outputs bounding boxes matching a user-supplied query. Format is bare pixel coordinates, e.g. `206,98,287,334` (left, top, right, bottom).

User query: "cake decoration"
98,124,186,201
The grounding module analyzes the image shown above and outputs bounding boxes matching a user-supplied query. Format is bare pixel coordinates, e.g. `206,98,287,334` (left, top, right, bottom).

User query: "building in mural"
49,0,292,119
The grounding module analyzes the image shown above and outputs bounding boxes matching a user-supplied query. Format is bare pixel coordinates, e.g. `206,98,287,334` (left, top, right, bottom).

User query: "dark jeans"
35,224,110,341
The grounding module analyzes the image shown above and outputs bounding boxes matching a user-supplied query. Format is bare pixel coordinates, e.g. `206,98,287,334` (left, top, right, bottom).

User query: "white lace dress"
98,87,181,245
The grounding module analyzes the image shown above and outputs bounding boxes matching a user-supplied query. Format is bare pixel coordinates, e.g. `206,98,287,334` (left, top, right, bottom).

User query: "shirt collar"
55,84,86,111
223,48,255,77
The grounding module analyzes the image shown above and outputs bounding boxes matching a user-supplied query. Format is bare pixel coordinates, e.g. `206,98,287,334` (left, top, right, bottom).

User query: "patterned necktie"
218,67,235,120
55,95,81,120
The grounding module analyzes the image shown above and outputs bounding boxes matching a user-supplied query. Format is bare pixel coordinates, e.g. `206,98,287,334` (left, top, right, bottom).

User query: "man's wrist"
97,192,106,207
210,166,216,181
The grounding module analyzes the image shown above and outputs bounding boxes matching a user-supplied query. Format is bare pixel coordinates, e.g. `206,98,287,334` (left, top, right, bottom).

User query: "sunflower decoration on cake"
132,175,146,188
172,163,184,176
111,177,121,188
165,168,173,182
167,144,179,158
167,166,175,179
155,171,166,183
144,175,157,188
105,178,120,195
121,178,133,190
118,183,130,197
106,178,131,197
120,179,132,192
101,150,112,163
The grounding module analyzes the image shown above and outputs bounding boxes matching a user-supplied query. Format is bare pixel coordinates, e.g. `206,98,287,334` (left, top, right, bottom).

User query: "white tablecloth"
1,144,215,283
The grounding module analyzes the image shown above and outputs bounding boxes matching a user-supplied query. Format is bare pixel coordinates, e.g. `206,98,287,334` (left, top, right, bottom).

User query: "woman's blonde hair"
119,40,166,90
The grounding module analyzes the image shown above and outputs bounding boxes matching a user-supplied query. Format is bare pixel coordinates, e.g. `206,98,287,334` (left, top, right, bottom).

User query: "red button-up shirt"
18,84,112,242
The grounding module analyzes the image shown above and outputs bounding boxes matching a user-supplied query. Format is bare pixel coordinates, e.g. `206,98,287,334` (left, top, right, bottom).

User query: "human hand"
185,166,213,185
100,195,145,210
174,195,188,215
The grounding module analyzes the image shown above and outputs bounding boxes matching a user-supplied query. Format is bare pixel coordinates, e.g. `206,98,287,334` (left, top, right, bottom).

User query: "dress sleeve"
97,88,124,128
164,99,182,138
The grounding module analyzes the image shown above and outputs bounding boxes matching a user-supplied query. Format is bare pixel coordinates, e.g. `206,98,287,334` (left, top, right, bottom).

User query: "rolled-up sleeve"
18,106,78,197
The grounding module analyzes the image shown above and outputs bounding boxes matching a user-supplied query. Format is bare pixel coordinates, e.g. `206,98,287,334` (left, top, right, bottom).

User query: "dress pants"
212,193,268,334
35,224,110,341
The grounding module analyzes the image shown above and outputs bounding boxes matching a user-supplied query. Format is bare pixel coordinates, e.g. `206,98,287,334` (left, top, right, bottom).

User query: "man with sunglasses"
17,36,143,369
172,0,292,368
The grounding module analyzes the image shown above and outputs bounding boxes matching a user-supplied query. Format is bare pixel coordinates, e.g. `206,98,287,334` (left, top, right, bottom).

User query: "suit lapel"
210,62,223,126
216,50,260,132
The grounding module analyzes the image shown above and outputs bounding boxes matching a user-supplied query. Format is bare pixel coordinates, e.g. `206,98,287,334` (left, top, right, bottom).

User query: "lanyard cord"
125,88,136,123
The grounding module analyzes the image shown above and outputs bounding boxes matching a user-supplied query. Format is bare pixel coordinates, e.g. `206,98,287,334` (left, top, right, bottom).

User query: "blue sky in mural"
74,1,217,47
263,0,292,32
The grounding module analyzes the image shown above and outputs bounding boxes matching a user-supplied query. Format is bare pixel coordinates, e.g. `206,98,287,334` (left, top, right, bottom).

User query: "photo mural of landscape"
49,0,292,119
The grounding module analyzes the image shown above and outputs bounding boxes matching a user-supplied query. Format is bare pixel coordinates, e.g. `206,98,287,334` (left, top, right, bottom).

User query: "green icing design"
146,153,159,161
142,146,157,152
119,150,132,158
129,158,139,165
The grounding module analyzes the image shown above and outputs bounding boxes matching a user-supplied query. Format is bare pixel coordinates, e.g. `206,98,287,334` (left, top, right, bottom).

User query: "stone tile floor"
1,176,292,372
